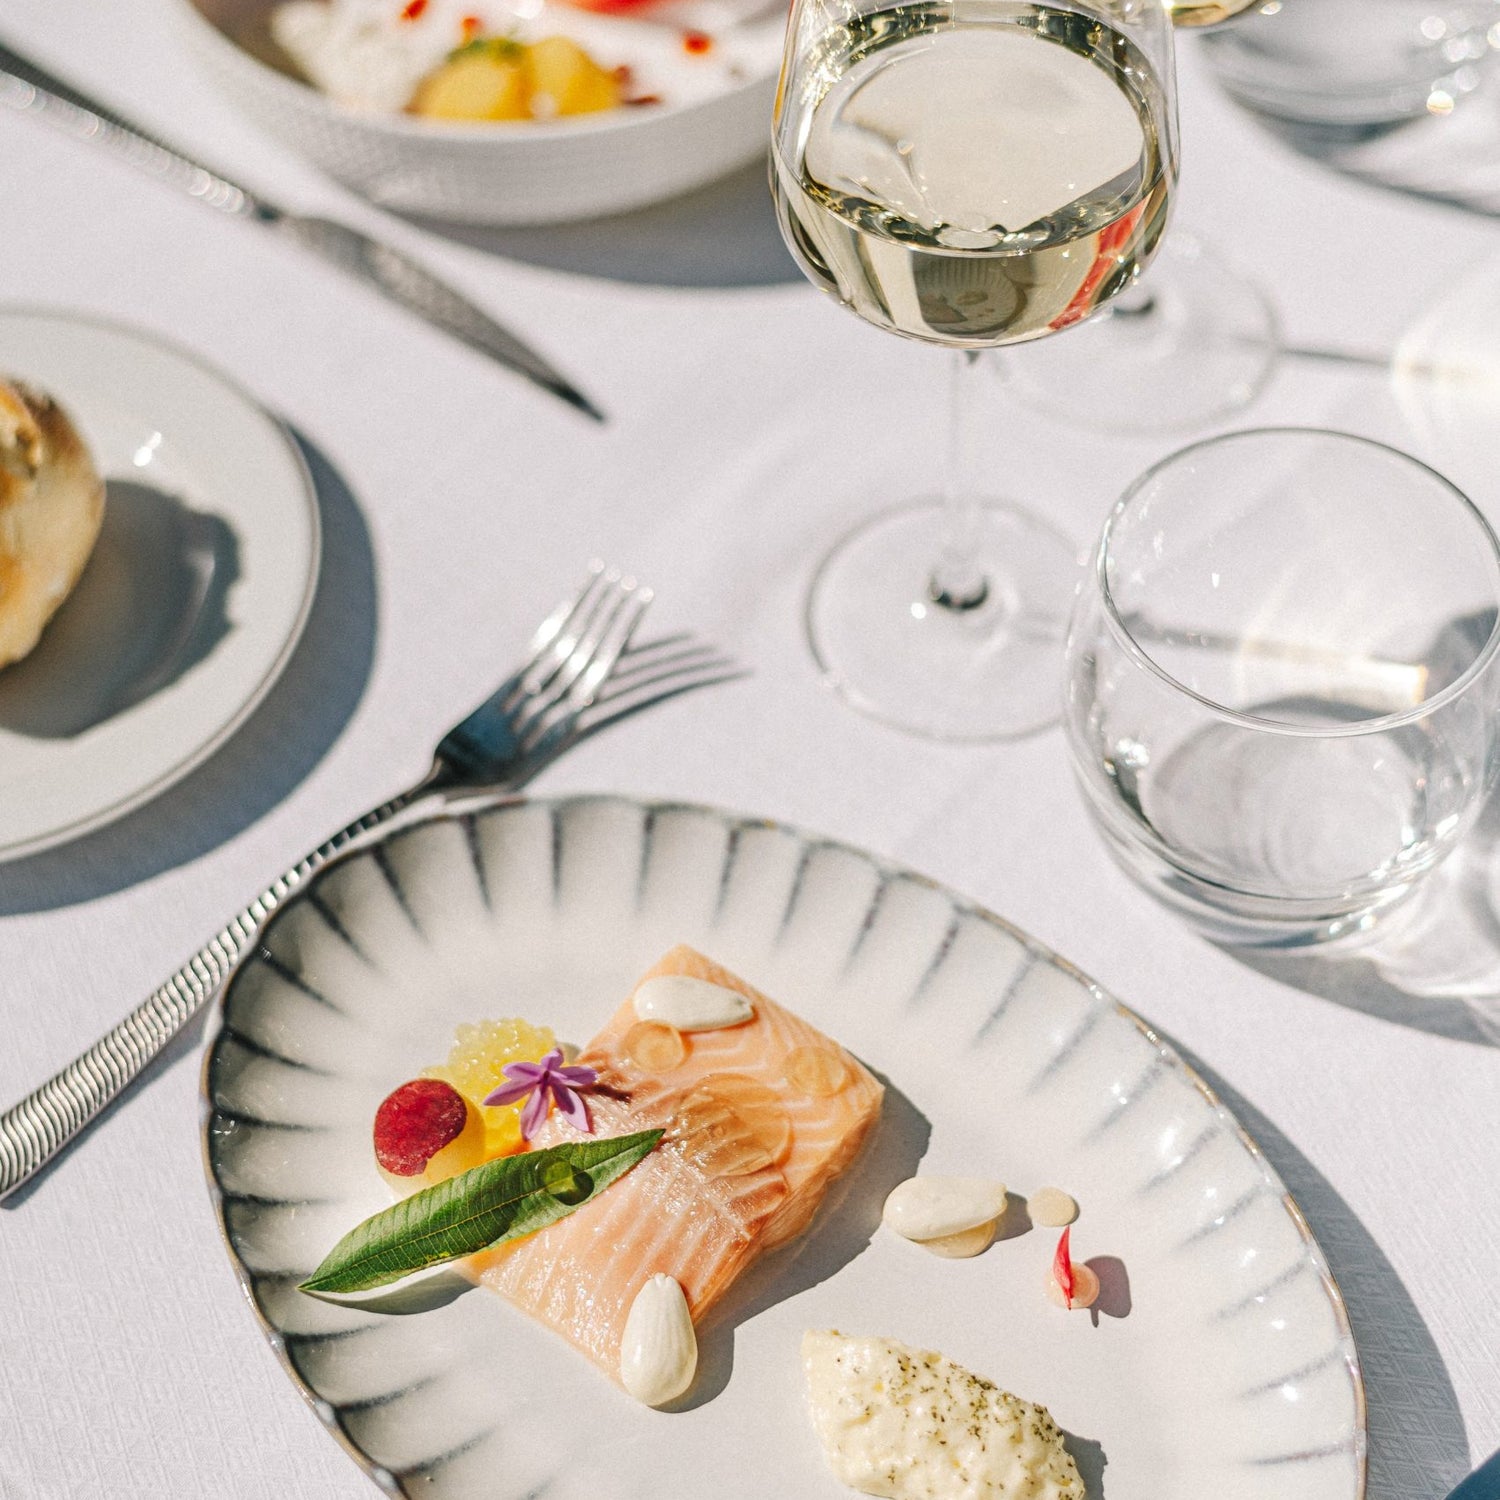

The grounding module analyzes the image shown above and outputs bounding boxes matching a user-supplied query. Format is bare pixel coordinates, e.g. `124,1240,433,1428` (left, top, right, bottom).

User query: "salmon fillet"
472,945,884,1381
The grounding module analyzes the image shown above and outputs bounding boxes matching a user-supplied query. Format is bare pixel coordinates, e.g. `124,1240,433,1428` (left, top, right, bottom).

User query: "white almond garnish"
919,1218,997,1258
802,1331,1084,1500
882,1175,1008,1243
619,1273,697,1407
1027,1187,1079,1228
632,975,754,1032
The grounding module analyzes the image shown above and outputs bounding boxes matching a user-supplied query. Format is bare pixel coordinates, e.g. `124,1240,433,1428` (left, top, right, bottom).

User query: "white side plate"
203,794,1366,1500
0,309,319,860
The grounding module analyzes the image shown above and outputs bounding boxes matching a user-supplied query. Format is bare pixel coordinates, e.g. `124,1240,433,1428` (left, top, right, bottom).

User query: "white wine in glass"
774,4,1174,346
772,0,1180,739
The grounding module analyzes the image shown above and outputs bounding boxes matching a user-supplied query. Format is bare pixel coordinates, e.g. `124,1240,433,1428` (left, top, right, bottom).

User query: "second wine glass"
773,0,1179,739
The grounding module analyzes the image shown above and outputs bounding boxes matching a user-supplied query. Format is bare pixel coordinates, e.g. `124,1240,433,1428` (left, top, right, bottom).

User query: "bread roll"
0,377,105,670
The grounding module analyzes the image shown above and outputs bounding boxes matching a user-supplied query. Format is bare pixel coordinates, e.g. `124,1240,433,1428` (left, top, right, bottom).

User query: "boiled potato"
524,36,622,117
411,46,528,121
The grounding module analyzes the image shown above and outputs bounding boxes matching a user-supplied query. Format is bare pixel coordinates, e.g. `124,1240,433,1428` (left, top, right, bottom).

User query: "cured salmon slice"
472,945,884,1383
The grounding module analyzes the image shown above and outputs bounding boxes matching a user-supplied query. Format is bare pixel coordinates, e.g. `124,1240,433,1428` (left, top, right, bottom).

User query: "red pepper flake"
1052,1227,1076,1309
460,13,483,39
399,0,428,20
682,29,713,54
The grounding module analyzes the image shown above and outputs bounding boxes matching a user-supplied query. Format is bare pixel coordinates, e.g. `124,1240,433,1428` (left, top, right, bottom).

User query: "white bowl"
173,0,780,225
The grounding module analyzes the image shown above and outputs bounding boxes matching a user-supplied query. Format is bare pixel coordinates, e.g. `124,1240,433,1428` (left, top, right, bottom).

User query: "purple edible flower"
483,1048,598,1140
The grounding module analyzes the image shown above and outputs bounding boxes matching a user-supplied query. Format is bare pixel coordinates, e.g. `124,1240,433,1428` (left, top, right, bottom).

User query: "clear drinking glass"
1063,427,1500,946
772,0,1183,739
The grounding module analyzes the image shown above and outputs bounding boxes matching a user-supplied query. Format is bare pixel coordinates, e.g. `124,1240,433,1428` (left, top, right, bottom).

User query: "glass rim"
1095,425,1500,738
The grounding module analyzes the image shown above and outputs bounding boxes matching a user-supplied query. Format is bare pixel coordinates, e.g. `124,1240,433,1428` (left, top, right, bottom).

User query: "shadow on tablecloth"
403,156,804,290
0,428,377,916
0,482,241,739
1220,257,1500,1050
1176,1043,1470,1500
1229,773,1500,1051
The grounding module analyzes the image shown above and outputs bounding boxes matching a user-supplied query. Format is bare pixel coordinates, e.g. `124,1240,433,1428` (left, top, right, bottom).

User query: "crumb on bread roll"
0,378,105,670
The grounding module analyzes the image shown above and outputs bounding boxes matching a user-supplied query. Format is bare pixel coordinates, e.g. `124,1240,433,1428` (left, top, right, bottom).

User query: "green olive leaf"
300,1129,664,1296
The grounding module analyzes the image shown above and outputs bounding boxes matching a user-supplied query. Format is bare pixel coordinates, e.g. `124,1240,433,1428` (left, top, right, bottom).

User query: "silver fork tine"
506,561,613,706
520,565,621,696
503,637,744,775
573,583,655,703
436,565,630,780
513,576,651,742
599,639,737,695
577,645,749,738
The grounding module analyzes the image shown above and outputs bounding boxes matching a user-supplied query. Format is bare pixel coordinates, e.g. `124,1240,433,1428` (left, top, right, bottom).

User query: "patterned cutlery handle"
0,40,266,220
0,787,432,1202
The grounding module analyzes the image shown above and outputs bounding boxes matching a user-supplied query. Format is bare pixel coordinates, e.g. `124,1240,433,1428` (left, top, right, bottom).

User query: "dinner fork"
0,563,742,1202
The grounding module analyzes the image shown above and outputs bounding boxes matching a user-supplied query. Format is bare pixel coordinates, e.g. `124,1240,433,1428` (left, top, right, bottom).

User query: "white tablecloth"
1,3,1498,1496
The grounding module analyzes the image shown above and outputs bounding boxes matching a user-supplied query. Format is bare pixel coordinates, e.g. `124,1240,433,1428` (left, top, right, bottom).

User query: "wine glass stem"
929,348,991,612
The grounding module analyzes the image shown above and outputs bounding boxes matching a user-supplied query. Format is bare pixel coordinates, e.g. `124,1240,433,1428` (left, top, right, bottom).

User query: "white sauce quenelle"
632,975,754,1032
881,1176,1007,1243
619,1274,698,1407
802,1331,1084,1500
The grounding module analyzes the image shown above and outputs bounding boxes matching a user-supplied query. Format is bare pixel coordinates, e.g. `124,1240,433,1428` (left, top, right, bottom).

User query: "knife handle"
0,39,266,221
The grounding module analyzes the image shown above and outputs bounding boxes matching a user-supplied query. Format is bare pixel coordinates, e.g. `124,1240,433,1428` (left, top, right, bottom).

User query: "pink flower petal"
557,1064,598,1087
503,1060,548,1083
483,1076,538,1107
519,1086,550,1140
537,1048,565,1071
552,1081,593,1133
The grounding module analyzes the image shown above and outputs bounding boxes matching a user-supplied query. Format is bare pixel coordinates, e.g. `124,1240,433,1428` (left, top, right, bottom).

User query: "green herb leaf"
300,1129,663,1296
446,34,523,64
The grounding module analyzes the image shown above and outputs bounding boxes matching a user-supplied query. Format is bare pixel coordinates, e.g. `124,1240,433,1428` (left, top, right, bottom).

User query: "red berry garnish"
373,1078,470,1176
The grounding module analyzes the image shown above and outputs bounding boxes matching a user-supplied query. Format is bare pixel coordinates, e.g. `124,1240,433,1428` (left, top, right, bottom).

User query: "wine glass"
772,0,1189,739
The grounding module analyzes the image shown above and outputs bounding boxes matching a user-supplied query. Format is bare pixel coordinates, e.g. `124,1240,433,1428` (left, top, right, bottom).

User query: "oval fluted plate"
202,795,1365,1500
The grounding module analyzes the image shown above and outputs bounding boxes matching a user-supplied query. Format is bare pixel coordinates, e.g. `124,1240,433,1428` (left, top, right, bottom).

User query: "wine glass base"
805,499,1081,742
1008,233,1280,435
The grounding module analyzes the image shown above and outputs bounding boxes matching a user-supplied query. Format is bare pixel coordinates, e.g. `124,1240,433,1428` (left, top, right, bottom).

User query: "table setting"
1,0,1499,1497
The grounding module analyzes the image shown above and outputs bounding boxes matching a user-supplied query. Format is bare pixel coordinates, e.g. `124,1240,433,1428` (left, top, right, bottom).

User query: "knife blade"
0,39,604,421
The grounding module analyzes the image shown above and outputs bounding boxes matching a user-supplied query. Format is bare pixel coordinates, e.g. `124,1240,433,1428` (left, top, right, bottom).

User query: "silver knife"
0,39,604,421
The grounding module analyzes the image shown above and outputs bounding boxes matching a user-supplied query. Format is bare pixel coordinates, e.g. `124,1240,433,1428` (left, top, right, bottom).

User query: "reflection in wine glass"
772,0,1199,738
1006,227,1280,435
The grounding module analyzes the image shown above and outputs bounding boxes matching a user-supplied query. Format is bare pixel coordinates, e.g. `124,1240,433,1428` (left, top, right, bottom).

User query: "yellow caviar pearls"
426,1017,556,1156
